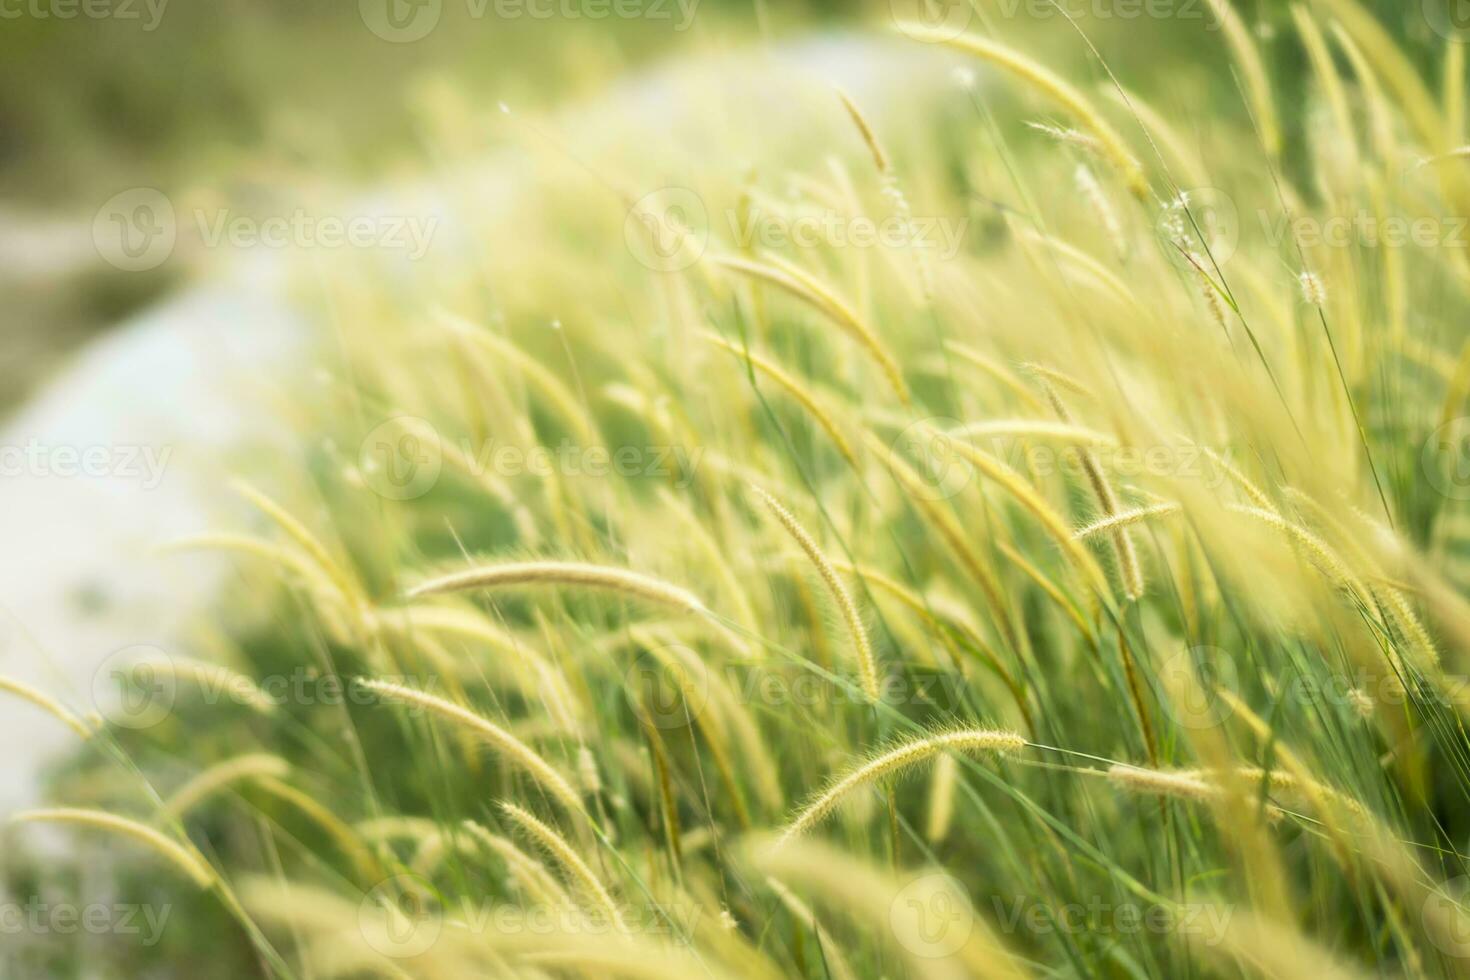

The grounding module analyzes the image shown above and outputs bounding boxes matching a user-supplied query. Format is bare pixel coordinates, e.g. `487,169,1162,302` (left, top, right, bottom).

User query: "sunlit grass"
7,2,1470,977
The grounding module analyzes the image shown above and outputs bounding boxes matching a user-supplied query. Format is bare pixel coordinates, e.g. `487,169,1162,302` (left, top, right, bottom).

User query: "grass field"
6,1,1470,977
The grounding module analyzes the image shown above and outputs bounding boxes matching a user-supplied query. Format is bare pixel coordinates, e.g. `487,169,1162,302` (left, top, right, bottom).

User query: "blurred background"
0,0,1439,406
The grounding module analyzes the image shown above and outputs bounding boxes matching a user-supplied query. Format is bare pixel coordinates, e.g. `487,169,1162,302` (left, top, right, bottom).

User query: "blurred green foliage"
0,0,1444,202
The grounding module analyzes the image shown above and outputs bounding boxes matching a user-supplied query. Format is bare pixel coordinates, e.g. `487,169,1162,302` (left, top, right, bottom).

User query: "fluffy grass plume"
780,729,1025,842
404,559,707,614
498,801,626,933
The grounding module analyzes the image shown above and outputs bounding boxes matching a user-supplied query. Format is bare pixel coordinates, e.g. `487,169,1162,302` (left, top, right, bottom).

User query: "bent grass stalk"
828,556,1034,726
404,560,707,615
159,533,340,602
1281,487,1441,667
162,753,291,819
704,331,860,470
765,876,859,980
1022,362,1095,400
862,430,1020,650
1203,0,1282,159
231,479,362,611
942,341,1047,412
156,657,277,715
1197,445,1274,509
1109,763,1365,817
779,728,1024,842
252,776,383,881
1107,764,1216,801
1073,502,1183,540
0,675,93,739
1229,505,1372,604
11,808,215,888
1040,382,1143,599
994,539,1096,645
931,422,1112,594
947,418,1117,445
439,311,599,445
359,677,585,819
834,86,889,174
709,253,910,405
751,485,880,702
499,801,626,933
904,25,1148,198
1014,224,1138,308
462,820,573,908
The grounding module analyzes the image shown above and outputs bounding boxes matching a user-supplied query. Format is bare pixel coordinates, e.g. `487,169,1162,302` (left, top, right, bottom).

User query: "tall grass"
10,4,1470,977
